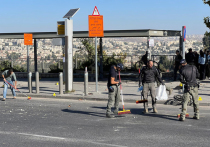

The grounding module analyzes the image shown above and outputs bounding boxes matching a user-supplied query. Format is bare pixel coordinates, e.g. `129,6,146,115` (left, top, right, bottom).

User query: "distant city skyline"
0,0,210,35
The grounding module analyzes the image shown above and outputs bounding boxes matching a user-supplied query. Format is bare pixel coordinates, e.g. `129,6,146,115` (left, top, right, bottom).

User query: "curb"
1,94,210,106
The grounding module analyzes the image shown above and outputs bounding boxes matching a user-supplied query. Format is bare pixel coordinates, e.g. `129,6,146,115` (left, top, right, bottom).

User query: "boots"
142,108,148,114
153,108,158,113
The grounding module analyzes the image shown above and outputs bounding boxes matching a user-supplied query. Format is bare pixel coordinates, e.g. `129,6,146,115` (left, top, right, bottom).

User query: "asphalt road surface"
0,98,210,147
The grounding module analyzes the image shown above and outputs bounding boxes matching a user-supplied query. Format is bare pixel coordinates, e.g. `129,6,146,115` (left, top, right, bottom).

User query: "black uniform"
106,65,120,115
139,66,163,85
174,54,182,81
185,52,195,65
180,64,200,86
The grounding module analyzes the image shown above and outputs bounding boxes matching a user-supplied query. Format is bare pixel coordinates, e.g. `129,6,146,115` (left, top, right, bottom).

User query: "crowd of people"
175,48,210,81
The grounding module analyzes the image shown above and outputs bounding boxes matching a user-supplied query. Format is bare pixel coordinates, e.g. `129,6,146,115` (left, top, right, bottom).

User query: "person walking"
106,63,123,118
139,60,164,114
198,50,206,80
185,48,195,65
179,59,200,121
2,69,17,101
174,50,182,81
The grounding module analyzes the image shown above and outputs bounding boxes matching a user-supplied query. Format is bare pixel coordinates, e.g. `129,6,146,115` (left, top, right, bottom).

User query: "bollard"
28,72,32,93
59,72,63,95
35,71,39,94
84,67,88,96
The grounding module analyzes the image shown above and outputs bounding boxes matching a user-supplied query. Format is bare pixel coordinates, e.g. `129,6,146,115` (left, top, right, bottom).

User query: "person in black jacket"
185,48,195,65
174,50,182,81
139,60,164,114
141,51,148,66
179,59,200,121
106,63,123,118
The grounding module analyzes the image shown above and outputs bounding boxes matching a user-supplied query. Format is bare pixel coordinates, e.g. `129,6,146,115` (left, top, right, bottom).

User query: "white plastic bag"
156,85,168,100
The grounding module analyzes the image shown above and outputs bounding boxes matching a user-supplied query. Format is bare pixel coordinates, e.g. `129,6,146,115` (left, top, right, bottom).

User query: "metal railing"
0,54,176,73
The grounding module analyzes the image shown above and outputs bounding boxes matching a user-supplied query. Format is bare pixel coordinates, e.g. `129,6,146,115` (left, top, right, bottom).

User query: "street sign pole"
182,26,186,60
27,45,29,72
95,37,98,92
89,6,104,93
182,26,186,92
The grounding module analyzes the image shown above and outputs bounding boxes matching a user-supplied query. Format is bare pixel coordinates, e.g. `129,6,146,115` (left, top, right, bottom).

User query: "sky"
0,0,209,35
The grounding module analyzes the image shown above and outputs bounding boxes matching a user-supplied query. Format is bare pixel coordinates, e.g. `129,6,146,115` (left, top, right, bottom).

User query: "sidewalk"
0,78,210,106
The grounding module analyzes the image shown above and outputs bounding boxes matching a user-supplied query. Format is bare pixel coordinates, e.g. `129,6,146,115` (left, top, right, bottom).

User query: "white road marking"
0,131,127,147
18,133,66,140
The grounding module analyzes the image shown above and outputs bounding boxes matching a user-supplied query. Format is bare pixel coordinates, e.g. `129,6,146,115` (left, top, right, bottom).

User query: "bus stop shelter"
0,29,182,91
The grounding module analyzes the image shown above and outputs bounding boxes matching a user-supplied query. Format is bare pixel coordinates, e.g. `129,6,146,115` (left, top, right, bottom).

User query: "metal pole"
99,37,103,79
59,72,63,95
84,67,88,96
63,46,65,83
131,55,133,68
147,36,151,60
182,26,186,92
95,37,98,92
28,72,32,93
42,59,44,73
65,19,73,92
34,39,38,72
75,53,77,69
27,45,29,72
35,71,39,94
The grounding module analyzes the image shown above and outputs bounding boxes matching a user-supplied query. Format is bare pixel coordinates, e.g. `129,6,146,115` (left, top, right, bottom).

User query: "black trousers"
174,65,179,81
200,64,206,80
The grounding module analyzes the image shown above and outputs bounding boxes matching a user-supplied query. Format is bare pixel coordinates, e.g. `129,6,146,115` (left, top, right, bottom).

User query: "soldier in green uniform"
179,59,200,121
106,63,123,118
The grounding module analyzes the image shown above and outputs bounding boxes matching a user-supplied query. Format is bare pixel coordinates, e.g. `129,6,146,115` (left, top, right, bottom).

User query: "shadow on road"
130,108,179,121
61,109,105,118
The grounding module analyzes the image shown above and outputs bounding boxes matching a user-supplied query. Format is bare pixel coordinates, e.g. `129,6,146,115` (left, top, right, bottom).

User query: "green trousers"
143,83,156,109
181,86,199,119
106,85,120,114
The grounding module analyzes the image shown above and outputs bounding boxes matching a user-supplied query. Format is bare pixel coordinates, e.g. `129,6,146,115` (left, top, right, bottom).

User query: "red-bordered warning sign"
92,6,100,16
89,6,104,37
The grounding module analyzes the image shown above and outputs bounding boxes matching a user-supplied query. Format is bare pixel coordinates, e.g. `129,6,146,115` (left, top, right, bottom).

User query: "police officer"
185,48,195,65
139,60,164,113
179,59,200,121
106,63,123,118
174,50,182,81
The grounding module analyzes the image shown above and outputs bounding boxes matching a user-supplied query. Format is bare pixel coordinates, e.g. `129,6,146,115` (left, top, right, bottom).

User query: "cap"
180,59,187,64
117,63,124,70
176,50,179,52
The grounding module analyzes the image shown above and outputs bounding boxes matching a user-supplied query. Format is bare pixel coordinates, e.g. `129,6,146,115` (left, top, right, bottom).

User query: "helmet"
117,63,124,70
180,59,187,64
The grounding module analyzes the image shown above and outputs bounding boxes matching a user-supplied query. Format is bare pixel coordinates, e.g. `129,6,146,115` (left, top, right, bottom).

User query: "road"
0,98,209,147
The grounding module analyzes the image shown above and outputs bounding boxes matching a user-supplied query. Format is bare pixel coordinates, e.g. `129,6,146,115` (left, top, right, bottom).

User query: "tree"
203,1,210,36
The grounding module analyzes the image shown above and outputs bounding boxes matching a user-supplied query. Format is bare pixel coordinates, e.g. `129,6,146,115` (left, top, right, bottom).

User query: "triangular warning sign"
92,6,100,16
198,97,202,101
